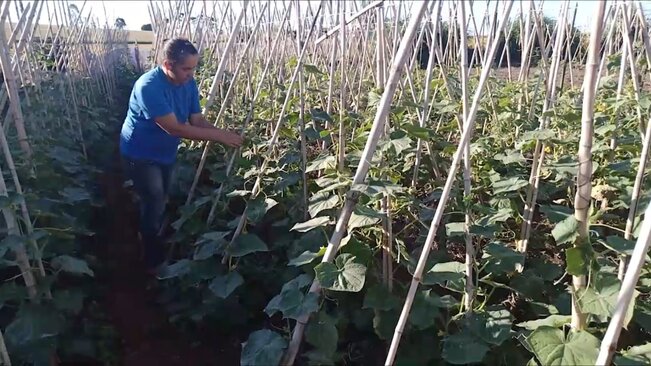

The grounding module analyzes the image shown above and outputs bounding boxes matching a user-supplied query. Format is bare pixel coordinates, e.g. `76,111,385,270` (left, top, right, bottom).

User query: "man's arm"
156,113,243,147
188,112,217,129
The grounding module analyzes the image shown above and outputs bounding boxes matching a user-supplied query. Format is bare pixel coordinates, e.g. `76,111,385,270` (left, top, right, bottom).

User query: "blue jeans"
122,157,174,269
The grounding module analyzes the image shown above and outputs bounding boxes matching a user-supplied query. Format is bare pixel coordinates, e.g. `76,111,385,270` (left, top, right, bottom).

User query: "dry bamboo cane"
458,0,474,314
385,2,514,363
282,3,430,365
570,0,606,332
597,183,651,365
220,2,325,266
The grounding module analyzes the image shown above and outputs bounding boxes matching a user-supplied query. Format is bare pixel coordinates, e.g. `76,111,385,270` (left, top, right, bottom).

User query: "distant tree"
141,24,153,31
68,4,80,24
115,17,127,30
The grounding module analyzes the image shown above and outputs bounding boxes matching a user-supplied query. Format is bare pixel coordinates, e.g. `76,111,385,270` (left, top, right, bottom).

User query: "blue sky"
19,1,648,32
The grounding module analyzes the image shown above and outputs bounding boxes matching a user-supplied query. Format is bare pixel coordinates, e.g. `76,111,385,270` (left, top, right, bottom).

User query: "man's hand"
217,130,244,148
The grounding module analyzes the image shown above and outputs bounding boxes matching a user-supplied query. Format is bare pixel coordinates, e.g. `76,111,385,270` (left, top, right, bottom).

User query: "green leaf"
246,197,278,223
59,187,91,203
229,234,269,257
193,231,230,260
306,311,338,357
539,204,573,224
5,304,64,349
308,192,340,218
402,124,434,140
157,259,192,279
445,222,465,237
363,284,400,311
442,331,490,365
616,343,651,365
482,242,524,274
303,64,324,75
527,326,599,366
310,109,333,123
422,261,465,285
288,247,326,267
577,273,638,326
410,289,442,330
315,253,366,292
51,255,94,277
552,215,579,245
209,271,244,299
241,329,287,366
265,283,319,320
603,236,636,256
348,205,383,231
516,315,572,330
291,217,332,232
467,308,513,346
306,155,336,173
492,176,529,195
565,246,592,276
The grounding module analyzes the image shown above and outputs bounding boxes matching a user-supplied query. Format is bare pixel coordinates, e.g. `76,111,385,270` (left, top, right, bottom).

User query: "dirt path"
90,152,237,365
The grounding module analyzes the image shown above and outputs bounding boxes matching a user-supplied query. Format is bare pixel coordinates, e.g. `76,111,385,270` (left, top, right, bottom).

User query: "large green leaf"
229,234,269,257
291,216,332,232
241,329,287,366
527,326,599,366
306,155,336,173
516,315,572,330
492,176,529,195
246,197,278,223
467,308,513,346
442,330,490,365
308,192,340,218
193,231,230,260
409,289,442,330
208,271,244,299
315,253,366,292
615,343,651,365
265,274,319,320
421,261,465,286
5,304,64,349
288,247,326,267
552,215,579,245
306,311,338,357
51,255,94,277
157,259,192,279
348,205,383,231
577,273,638,326
481,242,524,274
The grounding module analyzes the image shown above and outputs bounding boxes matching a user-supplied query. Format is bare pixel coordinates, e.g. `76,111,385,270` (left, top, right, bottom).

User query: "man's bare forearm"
191,115,216,129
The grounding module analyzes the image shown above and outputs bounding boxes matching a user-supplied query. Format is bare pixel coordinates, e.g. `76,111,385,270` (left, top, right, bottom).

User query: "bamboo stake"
597,200,651,365
571,0,606,332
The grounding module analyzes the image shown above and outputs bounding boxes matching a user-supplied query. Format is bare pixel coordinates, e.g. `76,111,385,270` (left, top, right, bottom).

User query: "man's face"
166,54,199,85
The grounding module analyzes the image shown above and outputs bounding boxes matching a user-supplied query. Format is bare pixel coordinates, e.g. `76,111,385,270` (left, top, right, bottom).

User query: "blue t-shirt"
120,66,201,165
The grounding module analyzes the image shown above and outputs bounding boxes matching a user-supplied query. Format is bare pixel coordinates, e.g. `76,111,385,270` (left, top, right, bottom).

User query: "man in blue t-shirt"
120,38,243,273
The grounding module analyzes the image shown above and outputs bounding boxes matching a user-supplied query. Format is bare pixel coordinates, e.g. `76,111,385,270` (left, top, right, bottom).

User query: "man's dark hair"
161,37,198,65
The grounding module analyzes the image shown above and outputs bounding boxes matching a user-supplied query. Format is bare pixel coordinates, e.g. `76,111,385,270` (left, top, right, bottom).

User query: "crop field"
2,0,651,365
